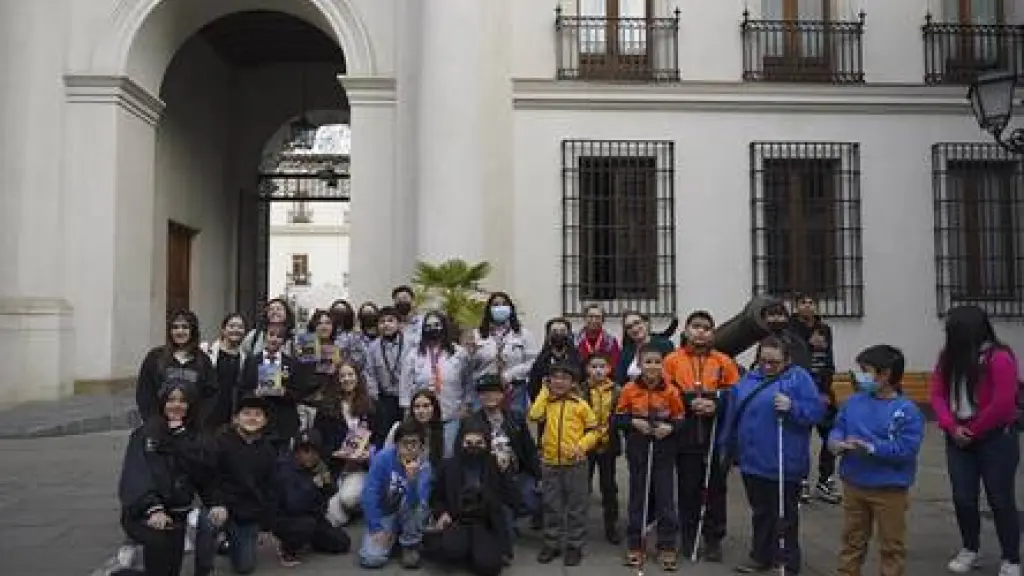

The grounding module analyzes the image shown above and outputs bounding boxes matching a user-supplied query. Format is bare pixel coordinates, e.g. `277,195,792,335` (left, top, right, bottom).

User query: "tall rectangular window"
750,142,863,317
290,254,310,286
933,143,1024,317
562,140,676,317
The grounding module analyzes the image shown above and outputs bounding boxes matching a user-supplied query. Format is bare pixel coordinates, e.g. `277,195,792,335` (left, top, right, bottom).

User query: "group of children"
118,303,929,576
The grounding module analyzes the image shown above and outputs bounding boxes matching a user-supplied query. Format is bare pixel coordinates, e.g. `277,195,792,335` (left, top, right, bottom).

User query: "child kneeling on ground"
427,419,519,576
830,345,924,576
274,429,351,567
359,419,432,569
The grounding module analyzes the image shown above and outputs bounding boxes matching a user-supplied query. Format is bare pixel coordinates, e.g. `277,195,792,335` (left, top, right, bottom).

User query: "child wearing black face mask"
528,318,583,405
427,420,518,576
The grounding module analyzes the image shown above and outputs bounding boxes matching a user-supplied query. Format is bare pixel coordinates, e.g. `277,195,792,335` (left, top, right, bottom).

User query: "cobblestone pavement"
0,425,1017,576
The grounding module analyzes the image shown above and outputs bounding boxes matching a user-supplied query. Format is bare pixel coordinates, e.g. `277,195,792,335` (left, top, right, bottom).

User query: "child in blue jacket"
359,419,433,569
829,345,924,576
717,335,824,574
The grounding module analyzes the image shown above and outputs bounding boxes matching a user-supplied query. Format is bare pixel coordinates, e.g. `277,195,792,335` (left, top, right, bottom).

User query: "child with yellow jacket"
528,360,599,567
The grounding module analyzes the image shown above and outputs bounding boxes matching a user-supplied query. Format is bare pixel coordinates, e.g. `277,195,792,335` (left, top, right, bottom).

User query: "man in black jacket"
465,375,542,541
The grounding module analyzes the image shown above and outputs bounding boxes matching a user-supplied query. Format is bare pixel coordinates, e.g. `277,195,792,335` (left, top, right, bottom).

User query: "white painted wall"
511,103,1024,371
152,36,234,345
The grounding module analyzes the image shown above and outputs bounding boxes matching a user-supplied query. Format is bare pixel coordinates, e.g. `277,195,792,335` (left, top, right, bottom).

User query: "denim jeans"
946,426,1020,564
358,501,429,567
503,473,541,542
225,520,260,574
442,419,460,459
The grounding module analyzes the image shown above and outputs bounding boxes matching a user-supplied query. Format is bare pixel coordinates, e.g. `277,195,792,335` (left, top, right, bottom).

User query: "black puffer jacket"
209,428,280,529
118,423,213,521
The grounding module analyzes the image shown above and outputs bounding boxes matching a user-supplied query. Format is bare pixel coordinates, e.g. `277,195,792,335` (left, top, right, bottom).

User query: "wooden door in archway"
167,221,195,315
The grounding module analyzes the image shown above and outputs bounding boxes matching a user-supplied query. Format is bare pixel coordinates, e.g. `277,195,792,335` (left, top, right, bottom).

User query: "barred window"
933,143,1024,317
750,142,863,317
562,140,676,317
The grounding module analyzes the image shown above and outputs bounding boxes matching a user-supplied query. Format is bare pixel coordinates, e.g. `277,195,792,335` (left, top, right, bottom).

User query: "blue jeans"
224,521,260,574
442,419,460,459
946,426,1020,563
503,474,541,537
358,502,428,568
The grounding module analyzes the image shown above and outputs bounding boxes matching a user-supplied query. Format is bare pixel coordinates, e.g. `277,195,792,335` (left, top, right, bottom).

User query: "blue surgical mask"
490,305,511,324
853,371,879,394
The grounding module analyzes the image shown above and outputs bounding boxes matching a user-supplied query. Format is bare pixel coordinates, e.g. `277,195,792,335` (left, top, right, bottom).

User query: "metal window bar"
562,140,676,318
251,170,351,315
923,16,1024,85
741,10,865,84
932,143,1024,318
555,7,680,82
750,142,863,317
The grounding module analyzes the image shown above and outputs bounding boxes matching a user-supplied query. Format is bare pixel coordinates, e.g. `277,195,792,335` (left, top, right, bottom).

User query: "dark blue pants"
626,444,677,550
741,474,802,573
225,521,260,574
946,427,1020,564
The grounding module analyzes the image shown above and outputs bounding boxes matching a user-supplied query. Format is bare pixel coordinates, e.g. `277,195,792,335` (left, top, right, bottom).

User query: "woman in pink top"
930,305,1020,576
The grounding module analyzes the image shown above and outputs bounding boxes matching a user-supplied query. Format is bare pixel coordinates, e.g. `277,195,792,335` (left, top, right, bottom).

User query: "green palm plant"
411,259,492,332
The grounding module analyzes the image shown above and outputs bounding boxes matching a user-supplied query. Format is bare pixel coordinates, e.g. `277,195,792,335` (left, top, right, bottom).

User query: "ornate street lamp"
967,70,1024,154
288,115,318,151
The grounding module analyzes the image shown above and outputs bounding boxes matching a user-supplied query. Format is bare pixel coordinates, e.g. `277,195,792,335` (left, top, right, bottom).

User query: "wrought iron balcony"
287,271,311,287
741,10,865,84
555,7,680,82
923,16,1024,85
287,203,314,224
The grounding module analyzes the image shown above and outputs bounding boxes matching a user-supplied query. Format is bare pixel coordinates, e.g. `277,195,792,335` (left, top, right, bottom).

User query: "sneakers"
400,546,421,569
815,478,841,504
278,548,301,567
947,549,979,573
564,547,583,566
537,546,560,564
799,480,812,503
999,562,1021,576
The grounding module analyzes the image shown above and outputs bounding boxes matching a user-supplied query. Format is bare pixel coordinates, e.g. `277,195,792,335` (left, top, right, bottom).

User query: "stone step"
0,392,139,439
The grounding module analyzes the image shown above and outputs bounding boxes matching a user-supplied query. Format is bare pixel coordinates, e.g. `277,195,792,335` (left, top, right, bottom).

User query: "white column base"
0,298,74,404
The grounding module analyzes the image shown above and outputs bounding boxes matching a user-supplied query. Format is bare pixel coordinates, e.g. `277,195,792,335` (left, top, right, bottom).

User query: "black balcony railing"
741,10,865,84
923,16,1024,85
555,7,680,82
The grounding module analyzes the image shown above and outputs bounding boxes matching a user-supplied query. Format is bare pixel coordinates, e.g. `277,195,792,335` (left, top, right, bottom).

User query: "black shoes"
537,546,560,564
564,547,583,566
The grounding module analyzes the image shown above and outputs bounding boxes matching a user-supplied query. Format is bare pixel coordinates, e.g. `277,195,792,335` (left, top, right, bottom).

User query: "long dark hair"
478,291,522,335
407,389,444,470
418,310,456,356
257,298,296,340
328,299,355,334
938,305,1006,402
452,418,503,515
307,309,334,342
161,310,202,369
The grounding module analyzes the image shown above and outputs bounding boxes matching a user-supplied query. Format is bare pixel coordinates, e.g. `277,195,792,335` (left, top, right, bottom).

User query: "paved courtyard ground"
0,424,1017,576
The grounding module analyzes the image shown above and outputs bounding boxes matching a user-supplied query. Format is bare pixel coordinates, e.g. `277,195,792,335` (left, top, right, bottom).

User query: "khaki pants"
837,483,909,576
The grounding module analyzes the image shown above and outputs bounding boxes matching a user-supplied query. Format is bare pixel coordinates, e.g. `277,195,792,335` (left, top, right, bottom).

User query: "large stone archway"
47,0,396,399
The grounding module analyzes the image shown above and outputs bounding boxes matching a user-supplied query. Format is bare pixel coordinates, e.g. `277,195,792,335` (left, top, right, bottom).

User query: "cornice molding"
512,79,976,114
338,75,397,107
64,74,165,126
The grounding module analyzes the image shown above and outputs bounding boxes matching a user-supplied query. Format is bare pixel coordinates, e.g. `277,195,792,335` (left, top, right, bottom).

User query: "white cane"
691,414,718,562
776,415,786,576
637,437,655,576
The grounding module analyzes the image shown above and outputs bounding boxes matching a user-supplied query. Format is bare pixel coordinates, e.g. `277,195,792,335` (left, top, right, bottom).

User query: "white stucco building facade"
0,0,1022,403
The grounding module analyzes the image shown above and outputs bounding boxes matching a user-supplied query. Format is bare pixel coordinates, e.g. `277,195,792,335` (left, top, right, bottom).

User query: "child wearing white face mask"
582,353,621,544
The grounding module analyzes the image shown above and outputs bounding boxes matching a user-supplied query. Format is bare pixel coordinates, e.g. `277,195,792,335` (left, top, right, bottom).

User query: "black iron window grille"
741,9,865,84
923,14,1024,86
750,142,863,317
555,5,680,82
562,140,676,318
932,143,1024,318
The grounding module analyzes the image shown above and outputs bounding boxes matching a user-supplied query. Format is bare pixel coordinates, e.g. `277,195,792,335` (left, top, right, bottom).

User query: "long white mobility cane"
776,416,786,576
691,414,718,562
637,437,655,576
